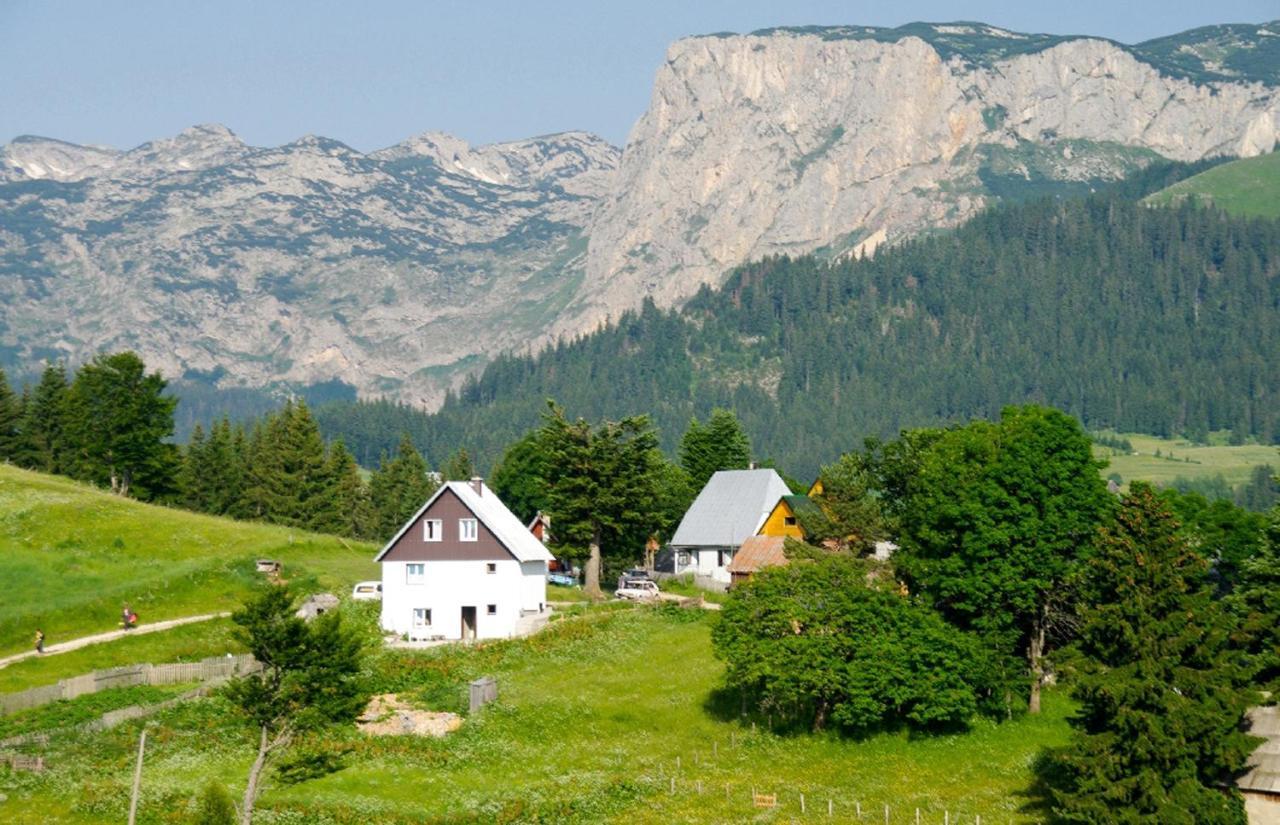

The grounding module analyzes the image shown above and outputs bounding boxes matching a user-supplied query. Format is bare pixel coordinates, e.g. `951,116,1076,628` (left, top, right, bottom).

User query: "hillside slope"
1146,151,1280,218
0,464,377,656
329,197,1280,479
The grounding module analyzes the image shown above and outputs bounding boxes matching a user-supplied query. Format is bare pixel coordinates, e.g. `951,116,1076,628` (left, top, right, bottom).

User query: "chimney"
748,461,757,470
470,476,483,496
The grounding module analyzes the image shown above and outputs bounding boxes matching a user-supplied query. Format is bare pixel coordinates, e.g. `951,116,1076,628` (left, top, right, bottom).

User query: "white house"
375,478,553,641
668,468,792,584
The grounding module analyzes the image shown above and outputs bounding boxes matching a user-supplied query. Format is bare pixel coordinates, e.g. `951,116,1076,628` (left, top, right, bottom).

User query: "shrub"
193,779,236,825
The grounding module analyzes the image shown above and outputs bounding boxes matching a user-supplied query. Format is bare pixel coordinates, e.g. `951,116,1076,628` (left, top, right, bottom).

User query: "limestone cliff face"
575,28,1280,329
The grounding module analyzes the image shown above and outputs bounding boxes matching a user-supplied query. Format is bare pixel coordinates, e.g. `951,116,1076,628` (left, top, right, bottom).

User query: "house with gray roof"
668,469,792,585
1242,704,1280,824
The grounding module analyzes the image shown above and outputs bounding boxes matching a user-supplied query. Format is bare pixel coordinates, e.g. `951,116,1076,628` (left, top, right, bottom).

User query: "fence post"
884,803,889,825
127,728,147,825
801,793,806,813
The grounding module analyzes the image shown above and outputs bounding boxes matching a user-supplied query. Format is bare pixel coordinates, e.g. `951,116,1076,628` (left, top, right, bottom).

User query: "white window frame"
460,518,478,542
406,563,425,584
412,608,431,628
423,519,442,542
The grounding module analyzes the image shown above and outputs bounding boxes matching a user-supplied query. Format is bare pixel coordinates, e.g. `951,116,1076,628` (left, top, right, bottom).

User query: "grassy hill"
1146,151,1280,218
1094,431,1278,490
2,608,1071,823
0,465,378,657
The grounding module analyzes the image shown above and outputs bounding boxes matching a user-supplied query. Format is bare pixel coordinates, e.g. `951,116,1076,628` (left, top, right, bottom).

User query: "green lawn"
1146,151,1280,218
0,609,1071,823
1094,431,1278,489
0,618,242,693
0,465,378,657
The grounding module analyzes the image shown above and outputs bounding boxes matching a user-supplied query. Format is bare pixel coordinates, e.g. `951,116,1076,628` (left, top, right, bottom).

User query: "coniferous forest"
316,196,1280,480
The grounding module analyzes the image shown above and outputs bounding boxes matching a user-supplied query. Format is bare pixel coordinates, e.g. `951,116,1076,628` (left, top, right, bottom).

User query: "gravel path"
0,612,232,670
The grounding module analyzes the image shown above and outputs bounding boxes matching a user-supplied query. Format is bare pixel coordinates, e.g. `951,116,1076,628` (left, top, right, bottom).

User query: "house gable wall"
380,487,512,562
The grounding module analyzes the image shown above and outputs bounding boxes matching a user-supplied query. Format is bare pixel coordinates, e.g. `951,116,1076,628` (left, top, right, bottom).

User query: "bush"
712,555,994,734
193,780,236,825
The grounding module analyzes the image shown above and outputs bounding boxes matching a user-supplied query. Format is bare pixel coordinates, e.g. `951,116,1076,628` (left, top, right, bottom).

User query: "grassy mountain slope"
0,465,378,657
1146,151,1280,218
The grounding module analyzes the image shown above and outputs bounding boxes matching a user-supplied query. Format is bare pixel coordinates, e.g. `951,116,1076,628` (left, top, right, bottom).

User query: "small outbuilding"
726,535,789,586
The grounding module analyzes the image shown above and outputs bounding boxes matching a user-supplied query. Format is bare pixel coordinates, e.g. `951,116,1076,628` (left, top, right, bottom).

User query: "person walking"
34,629,44,654
122,605,132,630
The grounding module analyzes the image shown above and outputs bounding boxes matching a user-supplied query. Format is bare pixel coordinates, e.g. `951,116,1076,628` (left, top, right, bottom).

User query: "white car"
615,579,661,601
351,581,383,601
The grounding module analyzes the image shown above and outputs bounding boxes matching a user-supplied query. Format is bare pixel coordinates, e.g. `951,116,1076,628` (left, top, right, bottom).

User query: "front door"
461,606,477,640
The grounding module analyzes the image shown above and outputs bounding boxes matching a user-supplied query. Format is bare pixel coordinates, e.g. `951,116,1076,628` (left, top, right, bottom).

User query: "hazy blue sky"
2,0,1276,151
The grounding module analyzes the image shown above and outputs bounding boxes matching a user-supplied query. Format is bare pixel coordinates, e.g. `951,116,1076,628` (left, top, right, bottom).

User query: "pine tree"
678,408,752,490
1050,486,1256,824
368,435,437,540
17,363,70,473
442,446,474,481
0,367,20,462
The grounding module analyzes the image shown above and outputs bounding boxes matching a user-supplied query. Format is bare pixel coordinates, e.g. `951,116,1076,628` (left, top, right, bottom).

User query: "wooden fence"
0,654,259,716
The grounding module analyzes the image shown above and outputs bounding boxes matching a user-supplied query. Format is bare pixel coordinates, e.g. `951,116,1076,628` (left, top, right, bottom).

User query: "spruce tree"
323,439,371,539
177,423,211,512
17,363,70,473
0,367,19,462
678,408,751,491
1233,508,1280,694
204,418,247,516
1050,486,1256,824
368,435,437,540
442,446,474,481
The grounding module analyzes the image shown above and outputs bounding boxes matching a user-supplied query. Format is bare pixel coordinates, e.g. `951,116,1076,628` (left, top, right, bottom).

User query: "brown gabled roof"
727,535,788,574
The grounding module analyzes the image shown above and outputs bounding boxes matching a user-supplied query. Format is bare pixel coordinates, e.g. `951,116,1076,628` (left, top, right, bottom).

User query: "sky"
1,0,1276,152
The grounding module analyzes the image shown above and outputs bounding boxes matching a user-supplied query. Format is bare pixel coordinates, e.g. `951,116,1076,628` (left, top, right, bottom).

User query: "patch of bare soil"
356,693,462,738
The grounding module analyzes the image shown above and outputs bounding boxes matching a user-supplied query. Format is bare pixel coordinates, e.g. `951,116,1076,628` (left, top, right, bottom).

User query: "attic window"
423,519,442,542
460,519,478,542
784,516,797,526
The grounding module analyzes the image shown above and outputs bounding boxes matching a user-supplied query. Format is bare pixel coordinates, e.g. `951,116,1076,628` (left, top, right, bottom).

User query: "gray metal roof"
670,469,791,548
1241,705,1280,795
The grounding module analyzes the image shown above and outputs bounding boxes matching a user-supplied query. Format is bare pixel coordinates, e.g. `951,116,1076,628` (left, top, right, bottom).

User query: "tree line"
711,404,1279,823
310,195,1280,481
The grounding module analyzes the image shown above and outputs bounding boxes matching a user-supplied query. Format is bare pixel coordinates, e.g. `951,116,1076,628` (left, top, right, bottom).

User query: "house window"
460,518,478,541
423,519,442,541
412,608,431,628
406,563,425,584
486,562,496,574
784,516,797,526
486,604,497,615
677,551,692,567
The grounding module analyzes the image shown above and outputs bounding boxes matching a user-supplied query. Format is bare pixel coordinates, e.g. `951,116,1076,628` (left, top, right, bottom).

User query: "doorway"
461,606,477,641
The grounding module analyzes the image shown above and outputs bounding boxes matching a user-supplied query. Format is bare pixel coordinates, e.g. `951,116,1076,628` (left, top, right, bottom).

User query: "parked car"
547,572,578,587
615,579,661,601
351,581,382,601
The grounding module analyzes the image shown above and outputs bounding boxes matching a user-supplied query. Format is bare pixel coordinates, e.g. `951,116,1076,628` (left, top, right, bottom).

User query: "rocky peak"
1,135,122,181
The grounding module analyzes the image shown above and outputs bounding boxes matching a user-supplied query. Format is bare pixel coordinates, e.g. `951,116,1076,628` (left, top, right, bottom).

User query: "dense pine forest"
317,196,1280,479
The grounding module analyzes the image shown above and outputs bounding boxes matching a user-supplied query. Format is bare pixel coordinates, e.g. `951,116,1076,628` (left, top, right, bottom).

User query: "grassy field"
1145,151,1280,218
0,465,378,658
0,608,1071,824
1093,431,1278,489
0,618,242,693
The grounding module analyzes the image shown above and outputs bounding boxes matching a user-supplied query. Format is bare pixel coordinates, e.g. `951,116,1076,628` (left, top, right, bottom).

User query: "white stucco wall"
381,559,543,640
671,547,733,583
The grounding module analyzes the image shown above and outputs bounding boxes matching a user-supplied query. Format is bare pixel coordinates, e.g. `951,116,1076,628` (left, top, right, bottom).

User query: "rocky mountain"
1,20,1278,407
0,127,619,405
574,21,1280,327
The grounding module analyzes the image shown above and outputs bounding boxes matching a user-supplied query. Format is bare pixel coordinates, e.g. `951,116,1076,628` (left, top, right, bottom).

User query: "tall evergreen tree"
490,429,549,524
1232,507,1280,695
63,352,177,498
0,367,19,462
1049,486,1256,824
178,423,212,511
678,408,752,491
204,418,247,517
442,446,474,482
324,439,371,539
368,435,437,540
539,402,663,599
16,363,70,473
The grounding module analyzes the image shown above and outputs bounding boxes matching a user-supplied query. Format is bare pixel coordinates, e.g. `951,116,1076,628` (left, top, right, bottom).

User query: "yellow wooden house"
757,494,818,540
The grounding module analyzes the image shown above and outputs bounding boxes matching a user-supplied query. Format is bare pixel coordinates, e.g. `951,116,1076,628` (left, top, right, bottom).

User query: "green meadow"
1093,431,1278,489
0,465,378,657
1146,151,1280,218
0,608,1070,824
